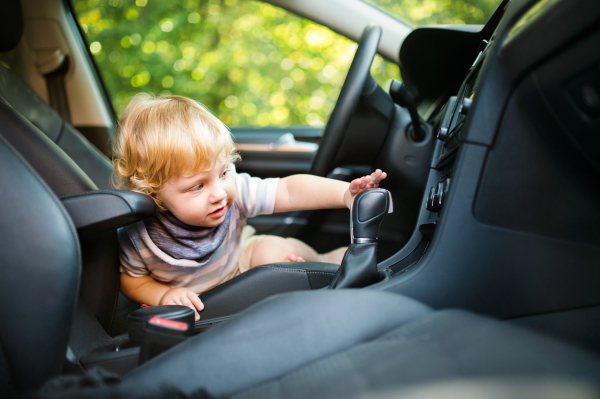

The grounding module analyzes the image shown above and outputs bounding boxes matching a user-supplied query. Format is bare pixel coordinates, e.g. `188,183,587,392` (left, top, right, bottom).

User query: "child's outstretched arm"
274,169,387,212
120,274,204,320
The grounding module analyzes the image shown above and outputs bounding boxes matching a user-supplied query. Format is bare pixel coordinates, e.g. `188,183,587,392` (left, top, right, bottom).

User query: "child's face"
155,155,236,227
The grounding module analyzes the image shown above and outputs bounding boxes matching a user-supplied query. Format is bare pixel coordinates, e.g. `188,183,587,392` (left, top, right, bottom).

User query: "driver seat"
2,123,600,398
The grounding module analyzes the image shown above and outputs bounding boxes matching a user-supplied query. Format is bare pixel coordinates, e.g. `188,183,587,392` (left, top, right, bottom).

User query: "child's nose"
209,183,227,204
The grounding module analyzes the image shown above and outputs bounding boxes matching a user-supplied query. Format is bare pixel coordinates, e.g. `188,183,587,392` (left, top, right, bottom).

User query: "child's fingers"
371,170,387,186
350,171,386,195
187,304,200,321
360,175,372,188
188,292,204,311
182,298,200,321
370,169,382,181
349,178,362,194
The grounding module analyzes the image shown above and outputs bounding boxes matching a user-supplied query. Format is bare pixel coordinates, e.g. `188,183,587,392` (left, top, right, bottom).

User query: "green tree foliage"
366,0,500,26
75,0,499,127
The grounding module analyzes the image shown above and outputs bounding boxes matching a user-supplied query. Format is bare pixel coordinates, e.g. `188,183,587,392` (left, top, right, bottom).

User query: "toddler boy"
113,94,386,320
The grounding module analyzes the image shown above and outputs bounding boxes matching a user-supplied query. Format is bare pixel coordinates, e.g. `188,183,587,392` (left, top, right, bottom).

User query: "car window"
73,0,400,128
363,0,502,26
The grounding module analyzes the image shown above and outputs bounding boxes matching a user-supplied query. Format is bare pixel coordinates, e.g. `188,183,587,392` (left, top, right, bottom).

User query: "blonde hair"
112,93,240,211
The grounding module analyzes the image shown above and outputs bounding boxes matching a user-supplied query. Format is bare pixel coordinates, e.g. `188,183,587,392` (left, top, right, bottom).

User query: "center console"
370,0,600,354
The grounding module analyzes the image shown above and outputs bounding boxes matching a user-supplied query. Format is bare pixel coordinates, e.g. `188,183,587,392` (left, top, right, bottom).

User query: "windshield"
364,0,502,26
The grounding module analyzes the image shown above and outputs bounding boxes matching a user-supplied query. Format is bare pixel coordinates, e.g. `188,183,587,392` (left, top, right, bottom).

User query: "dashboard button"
426,187,436,211
437,127,449,141
459,98,473,116
426,179,450,212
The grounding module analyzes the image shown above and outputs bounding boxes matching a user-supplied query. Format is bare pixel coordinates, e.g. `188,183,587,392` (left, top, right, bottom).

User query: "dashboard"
373,0,600,353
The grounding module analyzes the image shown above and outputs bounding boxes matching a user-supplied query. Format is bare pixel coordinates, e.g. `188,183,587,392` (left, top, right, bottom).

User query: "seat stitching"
255,265,307,273
255,265,336,275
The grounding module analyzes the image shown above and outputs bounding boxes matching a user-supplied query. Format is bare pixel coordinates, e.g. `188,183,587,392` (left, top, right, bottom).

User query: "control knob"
425,178,450,212
437,127,449,141
459,98,473,116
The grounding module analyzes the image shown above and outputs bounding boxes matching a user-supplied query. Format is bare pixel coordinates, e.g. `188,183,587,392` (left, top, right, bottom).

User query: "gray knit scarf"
144,207,233,262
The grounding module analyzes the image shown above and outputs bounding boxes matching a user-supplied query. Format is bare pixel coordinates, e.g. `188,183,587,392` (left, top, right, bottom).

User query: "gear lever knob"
351,188,393,243
330,188,393,289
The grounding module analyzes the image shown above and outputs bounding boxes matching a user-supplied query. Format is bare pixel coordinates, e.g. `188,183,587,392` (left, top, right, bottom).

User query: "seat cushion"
234,309,600,399
122,290,432,396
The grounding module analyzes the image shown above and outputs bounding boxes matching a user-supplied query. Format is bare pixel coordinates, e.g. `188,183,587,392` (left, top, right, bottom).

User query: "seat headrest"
0,1,24,52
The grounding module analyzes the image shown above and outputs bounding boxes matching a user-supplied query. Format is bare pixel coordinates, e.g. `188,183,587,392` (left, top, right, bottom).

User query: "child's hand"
344,169,387,209
160,287,204,321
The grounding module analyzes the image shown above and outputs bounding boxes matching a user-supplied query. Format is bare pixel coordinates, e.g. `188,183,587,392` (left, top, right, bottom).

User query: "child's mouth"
209,206,226,218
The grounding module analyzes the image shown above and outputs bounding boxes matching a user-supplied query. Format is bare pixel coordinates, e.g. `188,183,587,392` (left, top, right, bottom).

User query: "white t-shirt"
118,170,279,294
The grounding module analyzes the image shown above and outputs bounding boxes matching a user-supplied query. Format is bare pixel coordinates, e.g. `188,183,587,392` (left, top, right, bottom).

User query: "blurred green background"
74,0,500,127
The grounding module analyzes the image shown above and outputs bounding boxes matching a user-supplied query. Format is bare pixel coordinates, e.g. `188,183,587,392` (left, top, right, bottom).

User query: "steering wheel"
309,25,383,177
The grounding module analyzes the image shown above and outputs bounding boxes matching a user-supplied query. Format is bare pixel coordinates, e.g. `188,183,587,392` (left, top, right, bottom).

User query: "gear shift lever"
330,189,393,289
351,189,393,243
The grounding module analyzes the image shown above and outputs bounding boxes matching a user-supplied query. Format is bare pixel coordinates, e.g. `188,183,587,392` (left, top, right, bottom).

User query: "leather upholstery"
0,135,79,393
0,98,130,336
329,243,379,288
0,101,97,196
0,65,128,335
0,66,113,190
61,190,155,236
123,290,432,396
0,0,111,189
233,309,600,399
198,262,338,322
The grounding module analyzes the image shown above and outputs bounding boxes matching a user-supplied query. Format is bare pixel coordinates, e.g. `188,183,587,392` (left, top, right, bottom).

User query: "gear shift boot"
329,243,378,289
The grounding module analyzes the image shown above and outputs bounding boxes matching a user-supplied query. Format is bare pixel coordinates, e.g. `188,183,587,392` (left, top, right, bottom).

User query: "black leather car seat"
2,133,600,398
0,134,80,394
0,1,138,338
0,3,112,191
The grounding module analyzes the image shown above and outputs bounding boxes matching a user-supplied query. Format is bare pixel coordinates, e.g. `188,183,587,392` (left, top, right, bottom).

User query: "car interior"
1,0,600,397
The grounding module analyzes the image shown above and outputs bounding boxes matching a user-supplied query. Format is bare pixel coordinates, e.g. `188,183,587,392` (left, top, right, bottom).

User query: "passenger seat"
0,61,112,192
0,1,134,337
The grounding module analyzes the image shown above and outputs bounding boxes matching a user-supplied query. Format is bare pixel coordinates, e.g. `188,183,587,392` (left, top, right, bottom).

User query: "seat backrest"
0,65,114,190
0,1,113,190
0,3,136,336
0,134,80,395
0,99,137,335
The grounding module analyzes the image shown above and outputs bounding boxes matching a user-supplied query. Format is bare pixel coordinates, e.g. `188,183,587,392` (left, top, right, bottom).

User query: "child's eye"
221,170,229,178
191,184,203,192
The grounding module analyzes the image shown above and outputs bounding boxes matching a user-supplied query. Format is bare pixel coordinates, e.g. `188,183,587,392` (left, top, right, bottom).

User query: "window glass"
74,0,400,127
363,0,501,26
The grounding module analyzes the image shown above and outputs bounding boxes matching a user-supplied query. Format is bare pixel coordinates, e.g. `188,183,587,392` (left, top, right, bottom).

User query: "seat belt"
35,48,71,124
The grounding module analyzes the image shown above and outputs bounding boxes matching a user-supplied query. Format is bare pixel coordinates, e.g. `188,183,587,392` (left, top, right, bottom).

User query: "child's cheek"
227,180,237,207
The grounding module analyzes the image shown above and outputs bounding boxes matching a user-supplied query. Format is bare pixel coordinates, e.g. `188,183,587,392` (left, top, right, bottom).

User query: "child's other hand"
344,169,387,208
160,287,204,321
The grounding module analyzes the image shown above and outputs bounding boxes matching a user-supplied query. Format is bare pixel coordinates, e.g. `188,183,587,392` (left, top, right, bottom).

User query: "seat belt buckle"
138,316,190,364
